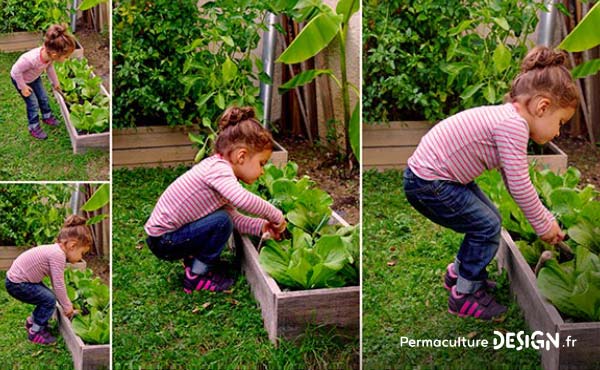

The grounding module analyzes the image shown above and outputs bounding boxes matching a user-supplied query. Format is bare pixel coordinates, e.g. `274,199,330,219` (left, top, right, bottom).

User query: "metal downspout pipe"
71,0,78,32
538,0,557,46
259,12,278,127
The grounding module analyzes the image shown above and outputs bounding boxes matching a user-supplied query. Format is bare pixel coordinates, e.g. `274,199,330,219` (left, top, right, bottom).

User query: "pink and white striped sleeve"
495,119,555,236
48,253,72,313
207,163,284,226
47,63,59,88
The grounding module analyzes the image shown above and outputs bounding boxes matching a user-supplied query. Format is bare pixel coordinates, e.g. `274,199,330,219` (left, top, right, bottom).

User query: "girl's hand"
64,307,74,319
273,220,287,234
21,86,32,97
262,221,284,240
53,84,61,92
540,221,564,245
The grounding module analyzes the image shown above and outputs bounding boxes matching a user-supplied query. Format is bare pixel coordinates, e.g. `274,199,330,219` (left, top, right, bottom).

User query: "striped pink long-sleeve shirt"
145,154,284,237
6,243,72,312
10,47,59,91
408,103,555,236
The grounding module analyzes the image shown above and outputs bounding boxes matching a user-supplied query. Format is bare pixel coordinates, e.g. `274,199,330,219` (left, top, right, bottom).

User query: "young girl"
10,24,76,140
145,106,286,293
5,215,92,345
404,46,578,320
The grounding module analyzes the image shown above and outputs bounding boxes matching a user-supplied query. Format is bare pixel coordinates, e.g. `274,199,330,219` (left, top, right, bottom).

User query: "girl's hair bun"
521,46,567,73
219,106,256,130
44,24,76,55
46,24,67,40
63,214,87,228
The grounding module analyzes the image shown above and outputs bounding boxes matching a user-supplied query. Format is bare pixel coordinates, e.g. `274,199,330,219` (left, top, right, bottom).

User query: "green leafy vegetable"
537,246,600,321
64,268,109,344
250,162,359,290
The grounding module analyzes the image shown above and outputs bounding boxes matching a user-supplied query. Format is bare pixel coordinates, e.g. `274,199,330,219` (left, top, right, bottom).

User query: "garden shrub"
363,0,540,123
0,185,72,246
0,0,71,33
113,0,268,129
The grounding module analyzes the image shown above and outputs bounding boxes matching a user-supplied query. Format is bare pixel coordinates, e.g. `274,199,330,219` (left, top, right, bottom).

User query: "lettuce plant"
55,58,109,134
248,162,359,289
537,246,600,321
479,166,600,321
64,268,109,344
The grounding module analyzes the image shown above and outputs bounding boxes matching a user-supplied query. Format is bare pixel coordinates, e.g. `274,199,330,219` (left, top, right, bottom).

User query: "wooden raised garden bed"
113,126,288,169
0,31,41,52
496,229,600,370
0,247,22,270
528,141,568,173
363,122,567,172
363,121,431,171
53,82,109,154
237,212,359,343
56,305,109,370
0,31,84,57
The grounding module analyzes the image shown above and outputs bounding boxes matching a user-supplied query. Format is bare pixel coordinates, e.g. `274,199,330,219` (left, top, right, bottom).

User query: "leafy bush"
247,162,359,289
113,0,268,131
363,0,539,123
55,58,109,134
0,185,72,246
0,0,71,33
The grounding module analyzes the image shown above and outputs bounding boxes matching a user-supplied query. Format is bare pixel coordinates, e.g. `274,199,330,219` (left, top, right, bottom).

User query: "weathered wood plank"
0,247,22,271
0,32,41,52
113,125,288,169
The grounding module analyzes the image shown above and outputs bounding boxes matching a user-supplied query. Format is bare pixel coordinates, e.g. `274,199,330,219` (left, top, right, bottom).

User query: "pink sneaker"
183,267,234,293
42,116,59,126
29,126,48,140
448,286,507,320
28,327,56,345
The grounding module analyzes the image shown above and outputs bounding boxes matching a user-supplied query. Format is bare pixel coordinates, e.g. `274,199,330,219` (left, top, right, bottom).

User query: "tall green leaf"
81,184,110,212
277,13,342,64
571,59,600,79
558,2,600,52
278,69,334,93
336,0,359,25
349,102,360,161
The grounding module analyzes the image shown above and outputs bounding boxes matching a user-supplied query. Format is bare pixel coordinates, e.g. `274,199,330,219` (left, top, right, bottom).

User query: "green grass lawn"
0,271,74,368
362,170,542,370
113,167,359,369
0,52,108,181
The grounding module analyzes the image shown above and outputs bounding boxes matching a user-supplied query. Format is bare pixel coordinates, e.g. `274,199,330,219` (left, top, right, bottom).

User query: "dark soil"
85,253,110,285
74,23,109,90
275,136,359,225
554,134,600,190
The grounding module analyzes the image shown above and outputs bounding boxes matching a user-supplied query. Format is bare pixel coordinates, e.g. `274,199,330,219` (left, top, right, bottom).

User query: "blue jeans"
403,167,501,294
5,277,57,327
11,76,53,128
146,209,233,268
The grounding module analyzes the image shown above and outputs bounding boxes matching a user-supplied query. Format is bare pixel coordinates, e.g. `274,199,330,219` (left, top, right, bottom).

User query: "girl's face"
529,104,575,145
64,240,91,264
49,51,73,63
231,148,272,184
